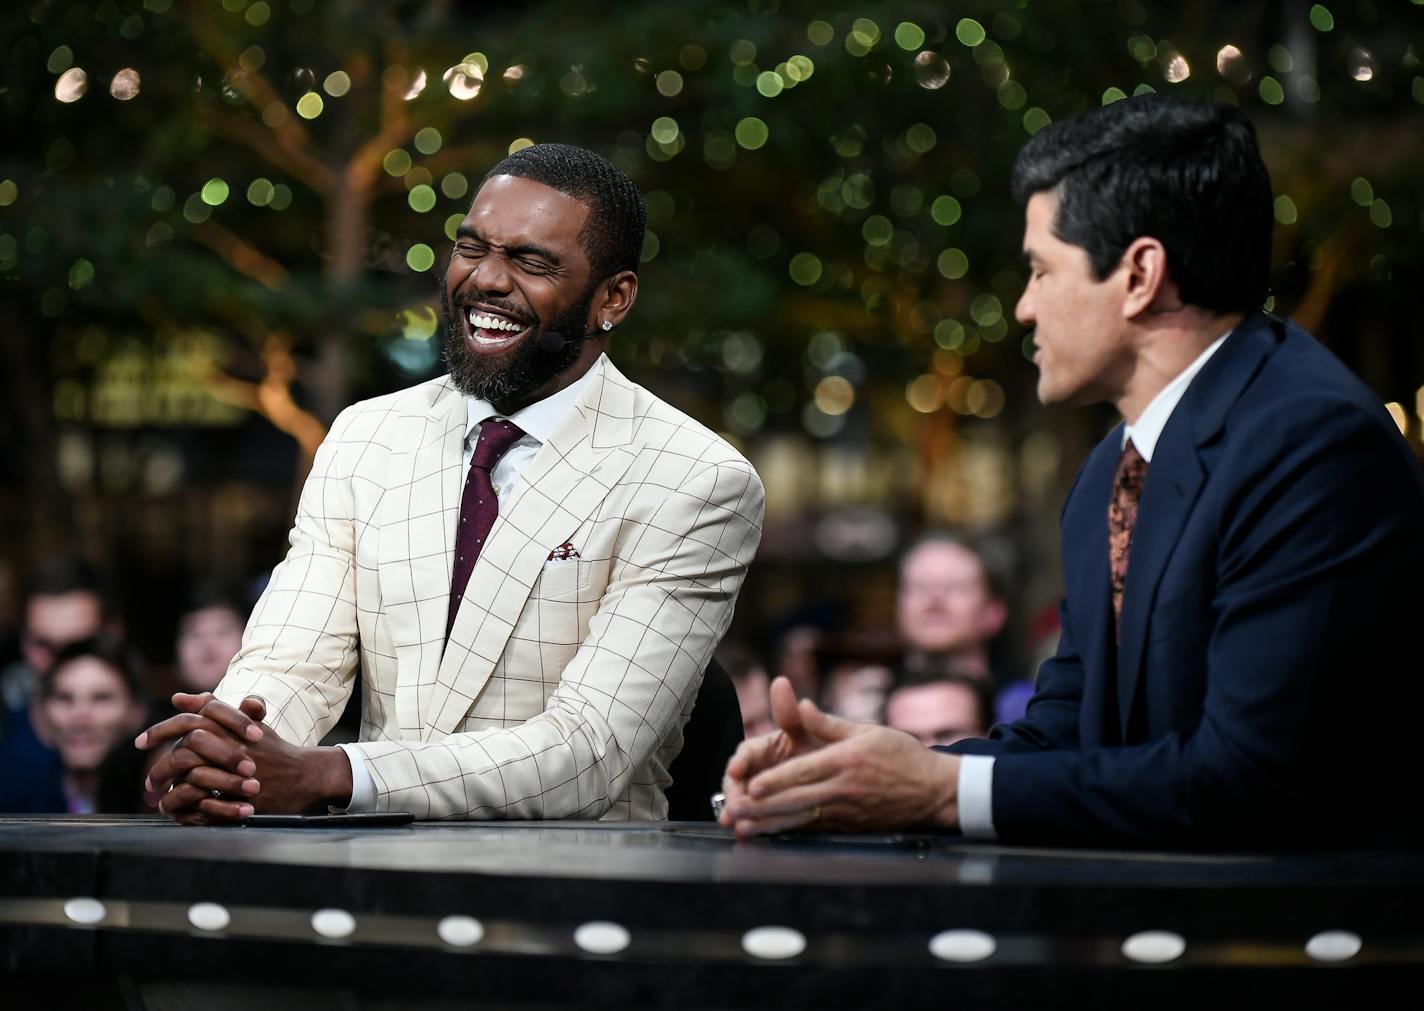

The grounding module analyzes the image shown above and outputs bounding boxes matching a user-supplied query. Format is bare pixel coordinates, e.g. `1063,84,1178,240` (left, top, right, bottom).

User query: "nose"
1015,281,1035,326
466,250,512,296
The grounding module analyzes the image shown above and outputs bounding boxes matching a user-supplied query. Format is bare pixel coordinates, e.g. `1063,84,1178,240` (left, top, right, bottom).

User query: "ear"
589,270,639,331
1119,237,1172,319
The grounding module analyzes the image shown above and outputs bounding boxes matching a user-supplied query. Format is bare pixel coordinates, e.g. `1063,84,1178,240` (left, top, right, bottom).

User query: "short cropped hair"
482,142,646,283
1010,95,1273,314
25,554,111,616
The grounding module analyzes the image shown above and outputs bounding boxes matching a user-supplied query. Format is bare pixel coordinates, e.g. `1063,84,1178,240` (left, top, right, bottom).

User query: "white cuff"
334,743,375,812
956,754,997,840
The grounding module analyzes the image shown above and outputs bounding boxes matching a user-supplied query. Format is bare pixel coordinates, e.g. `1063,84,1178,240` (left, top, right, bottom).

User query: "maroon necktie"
1108,438,1148,640
447,418,525,637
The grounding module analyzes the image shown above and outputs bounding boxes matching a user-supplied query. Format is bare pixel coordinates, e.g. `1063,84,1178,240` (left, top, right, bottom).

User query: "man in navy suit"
719,96,1424,848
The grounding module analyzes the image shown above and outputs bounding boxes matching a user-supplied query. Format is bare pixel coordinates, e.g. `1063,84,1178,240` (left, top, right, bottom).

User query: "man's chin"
443,324,580,407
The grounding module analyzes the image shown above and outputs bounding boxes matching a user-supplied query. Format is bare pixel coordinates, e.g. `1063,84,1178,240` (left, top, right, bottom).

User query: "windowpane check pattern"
217,356,765,821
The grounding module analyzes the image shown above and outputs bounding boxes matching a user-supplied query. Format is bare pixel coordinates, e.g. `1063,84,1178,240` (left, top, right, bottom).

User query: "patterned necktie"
1108,438,1148,640
447,418,525,638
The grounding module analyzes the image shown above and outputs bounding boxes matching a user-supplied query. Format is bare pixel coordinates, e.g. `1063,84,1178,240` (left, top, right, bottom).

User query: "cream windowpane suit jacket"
215,355,765,821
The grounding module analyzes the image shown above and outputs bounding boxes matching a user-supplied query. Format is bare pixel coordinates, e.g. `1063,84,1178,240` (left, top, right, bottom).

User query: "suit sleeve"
986,400,1422,847
212,407,361,747
345,457,765,820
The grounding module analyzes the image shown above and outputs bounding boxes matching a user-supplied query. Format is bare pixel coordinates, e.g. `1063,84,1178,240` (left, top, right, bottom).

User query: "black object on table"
2,815,1420,1008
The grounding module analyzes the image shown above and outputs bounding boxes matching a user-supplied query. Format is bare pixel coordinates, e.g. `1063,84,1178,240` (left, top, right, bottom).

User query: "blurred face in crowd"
42,657,144,773
823,664,892,724
1016,190,1136,409
774,625,823,700
885,681,987,748
734,666,776,739
442,174,605,413
175,605,245,693
22,591,104,675
897,542,1005,656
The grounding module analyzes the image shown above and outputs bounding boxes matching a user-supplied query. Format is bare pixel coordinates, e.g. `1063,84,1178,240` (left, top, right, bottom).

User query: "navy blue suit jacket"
949,314,1424,848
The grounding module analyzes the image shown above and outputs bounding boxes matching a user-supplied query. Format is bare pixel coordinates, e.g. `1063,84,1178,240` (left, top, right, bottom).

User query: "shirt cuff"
334,743,375,812
957,754,997,840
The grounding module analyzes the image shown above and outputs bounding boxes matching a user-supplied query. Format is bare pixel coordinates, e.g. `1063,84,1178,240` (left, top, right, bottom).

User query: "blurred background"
1,0,1421,731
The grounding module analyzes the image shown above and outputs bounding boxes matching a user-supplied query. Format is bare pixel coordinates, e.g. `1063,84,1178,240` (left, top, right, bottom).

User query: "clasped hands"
135,693,351,825
717,676,962,838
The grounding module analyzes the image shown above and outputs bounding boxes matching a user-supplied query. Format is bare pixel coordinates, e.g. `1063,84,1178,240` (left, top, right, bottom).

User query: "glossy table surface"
2,816,1420,1008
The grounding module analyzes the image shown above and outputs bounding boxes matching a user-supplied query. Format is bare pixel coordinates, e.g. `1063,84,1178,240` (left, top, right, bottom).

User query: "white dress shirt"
337,361,603,811
957,330,1231,840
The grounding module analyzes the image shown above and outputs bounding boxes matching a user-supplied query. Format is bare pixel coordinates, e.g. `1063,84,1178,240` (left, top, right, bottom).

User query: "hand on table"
136,692,352,824
718,676,961,839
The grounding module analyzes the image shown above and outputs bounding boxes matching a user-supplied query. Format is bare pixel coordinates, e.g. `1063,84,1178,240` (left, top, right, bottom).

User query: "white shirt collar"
1123,330,1232,462
464,354,603,447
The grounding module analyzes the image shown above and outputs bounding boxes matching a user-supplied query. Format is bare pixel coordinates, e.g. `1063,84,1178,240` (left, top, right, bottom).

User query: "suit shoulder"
327,376,458,439
622,378,757,477
1236,326,1399,439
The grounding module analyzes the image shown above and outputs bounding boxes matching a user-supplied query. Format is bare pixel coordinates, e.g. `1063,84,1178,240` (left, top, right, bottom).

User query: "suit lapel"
424,357,639,739
377,379,468,737
1115,314,1281,736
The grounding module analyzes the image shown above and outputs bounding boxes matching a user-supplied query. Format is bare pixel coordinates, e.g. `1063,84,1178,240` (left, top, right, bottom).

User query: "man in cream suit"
139,144,764,822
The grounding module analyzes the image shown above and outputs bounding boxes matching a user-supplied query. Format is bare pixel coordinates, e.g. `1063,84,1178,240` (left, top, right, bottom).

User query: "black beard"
440,284,593,411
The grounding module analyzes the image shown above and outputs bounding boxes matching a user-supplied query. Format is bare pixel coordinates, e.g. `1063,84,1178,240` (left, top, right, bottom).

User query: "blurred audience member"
174,583,248,693
0,556,117,814
722,643,775,739
1,555,113,731
896,532,1007,684
770,623,825,702
0,637,146,813
886,675,992,748
821,662,893,724
994,603,1063,724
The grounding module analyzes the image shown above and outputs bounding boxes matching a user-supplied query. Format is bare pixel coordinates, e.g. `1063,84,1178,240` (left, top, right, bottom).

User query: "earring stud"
601,320,613,332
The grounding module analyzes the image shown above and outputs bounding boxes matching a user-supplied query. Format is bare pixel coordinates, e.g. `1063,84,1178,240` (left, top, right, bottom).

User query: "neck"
491,339,606,415
1114,309,1243,424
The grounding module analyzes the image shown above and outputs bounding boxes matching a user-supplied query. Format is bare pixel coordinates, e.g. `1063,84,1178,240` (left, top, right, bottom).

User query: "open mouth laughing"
462,302,534,351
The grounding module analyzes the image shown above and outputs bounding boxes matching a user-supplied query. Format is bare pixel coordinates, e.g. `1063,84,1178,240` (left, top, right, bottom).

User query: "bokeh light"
110,68,141,101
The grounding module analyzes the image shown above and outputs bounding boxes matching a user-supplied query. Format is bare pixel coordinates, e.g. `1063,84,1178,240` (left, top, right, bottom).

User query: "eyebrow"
454,225,563,266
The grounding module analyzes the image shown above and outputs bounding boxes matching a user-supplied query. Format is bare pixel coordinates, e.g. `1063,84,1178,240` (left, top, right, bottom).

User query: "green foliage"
3,0,1423,436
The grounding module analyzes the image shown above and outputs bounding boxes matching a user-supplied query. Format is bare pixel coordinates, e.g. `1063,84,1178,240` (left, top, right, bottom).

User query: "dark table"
2,815,1420,1008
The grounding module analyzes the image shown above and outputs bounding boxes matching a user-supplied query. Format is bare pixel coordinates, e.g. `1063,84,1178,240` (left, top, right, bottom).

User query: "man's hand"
718,676,961,838
137,693,354,824
136,693,266,824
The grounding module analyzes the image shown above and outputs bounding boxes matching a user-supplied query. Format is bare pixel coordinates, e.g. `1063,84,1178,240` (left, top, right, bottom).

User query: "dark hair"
180,579,249,625
898,530,1006,603
481,142,646,282
1010,95,1273,314
24,555,111,616
40,635,147,703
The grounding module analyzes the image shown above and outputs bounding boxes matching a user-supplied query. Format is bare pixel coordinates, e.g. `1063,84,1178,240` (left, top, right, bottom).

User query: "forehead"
27,591,102,631
903,542,982,580
182,605,242,629
464,174,590,251
1023,191,1061,248
51,656,126,694
888,683,976,720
